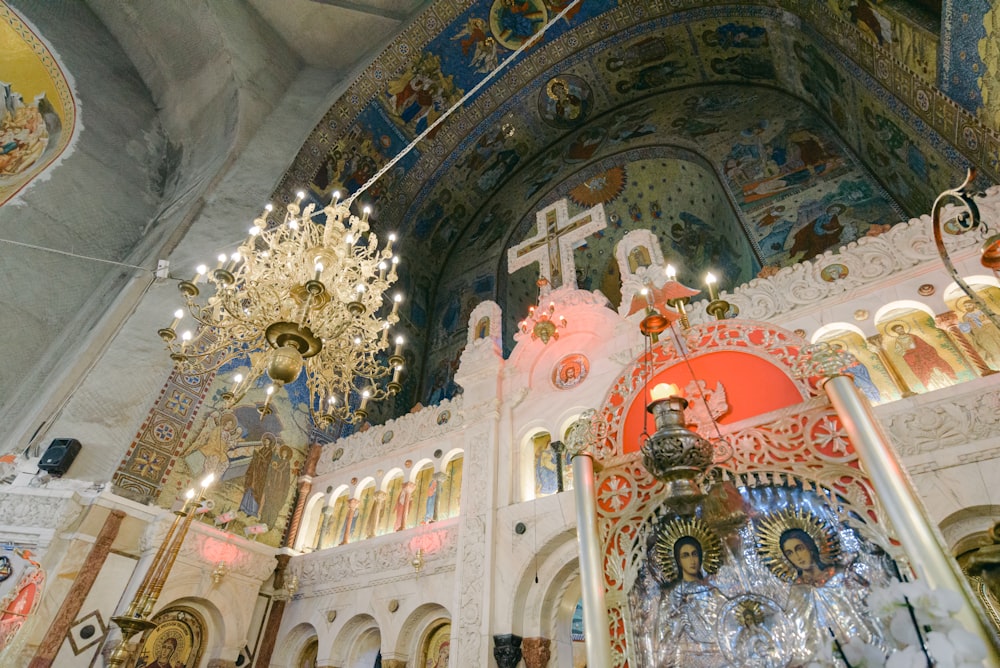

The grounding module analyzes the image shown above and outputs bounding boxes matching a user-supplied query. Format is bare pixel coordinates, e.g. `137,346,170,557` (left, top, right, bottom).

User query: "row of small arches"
810,279,1000,404
296,451,464,552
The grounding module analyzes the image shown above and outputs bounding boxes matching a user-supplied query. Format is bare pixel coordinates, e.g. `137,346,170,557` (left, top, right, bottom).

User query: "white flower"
889,608,920,647
885,645,923,668
842,638,886,666
946,627,987,664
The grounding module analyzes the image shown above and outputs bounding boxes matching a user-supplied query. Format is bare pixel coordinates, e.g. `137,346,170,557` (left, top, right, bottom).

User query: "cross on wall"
507,199,608,290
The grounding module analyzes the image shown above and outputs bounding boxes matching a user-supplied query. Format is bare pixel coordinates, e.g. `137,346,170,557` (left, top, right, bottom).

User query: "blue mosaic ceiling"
268,0,1000,407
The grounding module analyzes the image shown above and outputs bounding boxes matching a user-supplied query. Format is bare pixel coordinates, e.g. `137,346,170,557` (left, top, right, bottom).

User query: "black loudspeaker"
38,438,81,476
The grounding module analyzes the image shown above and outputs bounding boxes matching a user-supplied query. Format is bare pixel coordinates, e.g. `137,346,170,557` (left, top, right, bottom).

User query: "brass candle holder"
107,475,214,667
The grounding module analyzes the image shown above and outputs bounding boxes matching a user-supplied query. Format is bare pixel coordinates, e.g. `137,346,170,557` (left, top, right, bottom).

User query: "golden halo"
755,508,841,582
654,517,722,582
546,77,569,100
885,320,910,336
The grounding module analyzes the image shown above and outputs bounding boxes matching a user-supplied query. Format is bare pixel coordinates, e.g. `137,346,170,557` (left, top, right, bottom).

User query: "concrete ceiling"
247,0,428,71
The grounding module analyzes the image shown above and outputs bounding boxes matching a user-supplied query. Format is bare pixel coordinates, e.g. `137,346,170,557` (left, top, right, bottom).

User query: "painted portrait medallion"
538,75,593,129
553,353,588,390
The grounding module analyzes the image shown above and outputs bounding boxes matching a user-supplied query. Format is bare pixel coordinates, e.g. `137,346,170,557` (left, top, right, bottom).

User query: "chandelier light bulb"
328,396,336,405
249,225,260,236
185,488,196,500
296,190,305,200
266,385,275,396
166,309,185,331
200,473,216,488
233,373,243,383
181,330,192,342
356,284,365,293
196,264,208,275
288,219,298,230
265,203,273,212
345,233,354,245
666,264,677,280
216,253,227,269
362,205,371,222
389,233,397,242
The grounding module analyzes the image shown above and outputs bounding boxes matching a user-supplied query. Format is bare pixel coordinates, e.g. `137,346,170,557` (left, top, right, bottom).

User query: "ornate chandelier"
518,278,567,344
159,191,404,426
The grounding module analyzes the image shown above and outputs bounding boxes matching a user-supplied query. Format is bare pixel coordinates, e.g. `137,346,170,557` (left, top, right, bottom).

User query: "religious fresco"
257,0,1000,413
0,2,77,206
310,455,462,550
815,327,902,405
876,307,977,394
947,286,1000,371
135,607,205,668
0,547,43,654
422,623,450,668
940,0,991,121
297,637,318,668
114,358,312,547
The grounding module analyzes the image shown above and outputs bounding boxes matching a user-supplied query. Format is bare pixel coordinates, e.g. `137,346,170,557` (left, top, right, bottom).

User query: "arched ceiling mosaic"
269,0,1000,410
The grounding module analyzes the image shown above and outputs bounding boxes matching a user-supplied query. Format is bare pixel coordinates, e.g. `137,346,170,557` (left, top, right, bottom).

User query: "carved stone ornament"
881,383,1000,458
677,185,1000,327
521,636,552,668
290,524,457,594
314,395,464,475
492,633,523,668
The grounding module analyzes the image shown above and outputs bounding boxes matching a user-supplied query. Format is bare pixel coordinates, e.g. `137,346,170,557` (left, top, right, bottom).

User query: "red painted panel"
621,350,802,454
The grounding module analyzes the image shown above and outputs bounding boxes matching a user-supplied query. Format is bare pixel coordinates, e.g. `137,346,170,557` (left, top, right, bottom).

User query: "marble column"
253,554,291,667
938,311,995,376
522,637,551,668
285,442,322,546
549,441,565,493
493,634,522,668
800,343,1000,658
29,509,126,668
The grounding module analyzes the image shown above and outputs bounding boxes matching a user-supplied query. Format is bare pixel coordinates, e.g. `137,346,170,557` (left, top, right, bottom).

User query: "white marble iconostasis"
4,193,1000,666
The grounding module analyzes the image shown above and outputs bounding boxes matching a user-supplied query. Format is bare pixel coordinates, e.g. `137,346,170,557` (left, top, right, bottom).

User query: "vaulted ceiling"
2,0,997,431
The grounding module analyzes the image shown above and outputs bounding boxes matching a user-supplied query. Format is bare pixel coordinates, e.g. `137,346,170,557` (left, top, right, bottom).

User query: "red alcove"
621,350,803,454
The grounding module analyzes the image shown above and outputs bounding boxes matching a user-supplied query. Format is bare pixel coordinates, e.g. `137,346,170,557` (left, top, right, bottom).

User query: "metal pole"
822,372,1000,655
570,450,614,667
